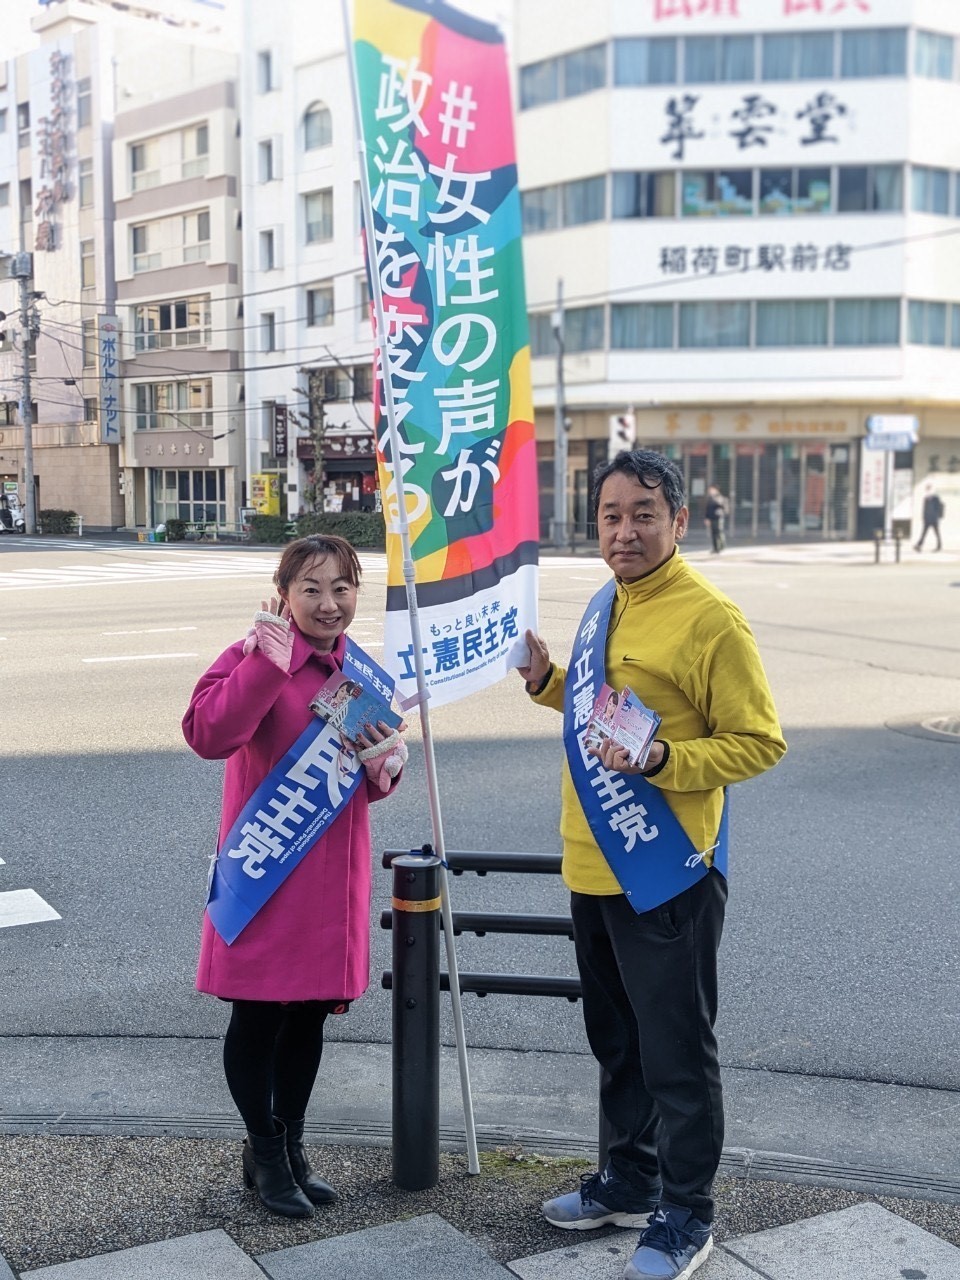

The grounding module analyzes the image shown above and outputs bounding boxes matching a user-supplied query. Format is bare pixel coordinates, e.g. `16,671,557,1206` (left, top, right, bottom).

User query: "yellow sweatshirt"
531,550,787,895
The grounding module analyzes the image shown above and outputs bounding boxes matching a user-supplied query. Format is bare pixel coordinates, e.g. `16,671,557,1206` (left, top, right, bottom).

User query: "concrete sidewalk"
1,1038,959,1277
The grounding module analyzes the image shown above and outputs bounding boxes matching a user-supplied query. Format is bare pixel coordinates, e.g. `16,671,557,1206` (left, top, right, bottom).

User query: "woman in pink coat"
183,534,406,1219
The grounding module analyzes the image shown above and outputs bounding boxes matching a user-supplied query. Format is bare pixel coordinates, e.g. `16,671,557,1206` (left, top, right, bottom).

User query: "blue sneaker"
623,1205,713,1280
542,1166,661,1230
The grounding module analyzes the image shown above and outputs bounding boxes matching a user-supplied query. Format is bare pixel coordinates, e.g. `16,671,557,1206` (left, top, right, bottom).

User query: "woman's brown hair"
273,535,362,593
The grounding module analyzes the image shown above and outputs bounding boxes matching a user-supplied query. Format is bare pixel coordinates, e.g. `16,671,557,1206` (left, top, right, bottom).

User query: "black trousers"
915,520,941,550
571,871,727,1223
223,999,331,1137
708,519,725,553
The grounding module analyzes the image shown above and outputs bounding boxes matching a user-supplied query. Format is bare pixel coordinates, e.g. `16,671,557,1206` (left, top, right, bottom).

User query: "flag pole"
340,0,480,1176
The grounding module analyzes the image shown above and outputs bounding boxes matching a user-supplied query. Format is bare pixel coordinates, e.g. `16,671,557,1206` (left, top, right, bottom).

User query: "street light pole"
551,278,567,550
11,253,36,535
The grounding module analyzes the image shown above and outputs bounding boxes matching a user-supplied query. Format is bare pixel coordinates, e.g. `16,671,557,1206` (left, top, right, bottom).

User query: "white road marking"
101,627,198,636
82,652,199,664
0,857,5,865
0,889,61,929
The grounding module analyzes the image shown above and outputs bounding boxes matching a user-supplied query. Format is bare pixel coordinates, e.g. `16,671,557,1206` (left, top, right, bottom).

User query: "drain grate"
887,714,960,744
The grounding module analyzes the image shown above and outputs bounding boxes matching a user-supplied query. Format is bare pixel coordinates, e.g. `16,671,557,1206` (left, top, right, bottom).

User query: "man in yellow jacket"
520,449,785,1280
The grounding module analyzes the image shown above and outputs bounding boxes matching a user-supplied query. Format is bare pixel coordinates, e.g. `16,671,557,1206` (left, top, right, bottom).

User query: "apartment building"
0,0,238,530
515,0,960,543
239,0,375,521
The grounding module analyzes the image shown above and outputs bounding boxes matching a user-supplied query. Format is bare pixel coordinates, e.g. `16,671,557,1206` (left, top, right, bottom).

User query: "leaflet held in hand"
309,672,403,740
583,683,661,768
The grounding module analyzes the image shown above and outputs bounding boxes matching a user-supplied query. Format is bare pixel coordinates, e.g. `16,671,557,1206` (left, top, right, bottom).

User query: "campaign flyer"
612,687,661,768
583,683,622,749
309,672,403,740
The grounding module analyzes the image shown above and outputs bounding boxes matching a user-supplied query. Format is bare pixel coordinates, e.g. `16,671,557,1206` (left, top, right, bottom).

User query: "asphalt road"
1,537,958,1094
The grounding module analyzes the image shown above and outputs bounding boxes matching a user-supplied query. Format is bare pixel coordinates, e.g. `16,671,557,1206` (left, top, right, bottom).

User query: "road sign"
863,432,915,452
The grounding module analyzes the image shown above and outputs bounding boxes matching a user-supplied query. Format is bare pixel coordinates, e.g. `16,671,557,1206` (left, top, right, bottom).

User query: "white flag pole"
340,0,480,1176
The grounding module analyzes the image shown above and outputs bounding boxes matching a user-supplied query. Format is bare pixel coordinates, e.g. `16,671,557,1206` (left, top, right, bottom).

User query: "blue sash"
206,639,395,945
563,580,728,914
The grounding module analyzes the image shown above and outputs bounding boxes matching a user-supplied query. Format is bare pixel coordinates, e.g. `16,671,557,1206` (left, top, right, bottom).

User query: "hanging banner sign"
98,315,121,445
352,0,540,709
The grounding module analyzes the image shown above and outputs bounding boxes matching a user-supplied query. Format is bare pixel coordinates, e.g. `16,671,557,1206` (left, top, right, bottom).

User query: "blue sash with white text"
563,581,728,914
206,639,395,945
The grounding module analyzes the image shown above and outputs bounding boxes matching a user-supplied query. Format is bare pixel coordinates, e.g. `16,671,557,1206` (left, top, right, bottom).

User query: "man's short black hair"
592,449,686,521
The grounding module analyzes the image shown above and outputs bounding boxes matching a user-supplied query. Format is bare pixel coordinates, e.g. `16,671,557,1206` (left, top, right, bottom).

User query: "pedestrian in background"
704,484,729,554
519,450,785,1280
183,535,406,1218
914,483,944,552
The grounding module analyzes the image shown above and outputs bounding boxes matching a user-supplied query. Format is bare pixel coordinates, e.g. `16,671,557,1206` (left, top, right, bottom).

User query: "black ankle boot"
242,1122,314,1218
275,1116,337,1205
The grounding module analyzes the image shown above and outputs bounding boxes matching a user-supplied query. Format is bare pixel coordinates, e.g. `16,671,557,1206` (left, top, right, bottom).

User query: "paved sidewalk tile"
0,1254,16,1280
508,1233,752,1280
20,1230,266,1279
722,1201,960,1279
258,1213,513,1280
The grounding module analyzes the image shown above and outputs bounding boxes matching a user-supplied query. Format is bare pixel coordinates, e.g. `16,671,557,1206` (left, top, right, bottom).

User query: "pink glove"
242,609,294,673
357,731,408,793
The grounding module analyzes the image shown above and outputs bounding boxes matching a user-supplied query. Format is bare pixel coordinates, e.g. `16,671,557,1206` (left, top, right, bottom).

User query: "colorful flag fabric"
352,0,539,708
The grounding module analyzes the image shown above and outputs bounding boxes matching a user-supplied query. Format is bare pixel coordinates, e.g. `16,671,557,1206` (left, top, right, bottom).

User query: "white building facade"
515,0,960,544
239,0,376,522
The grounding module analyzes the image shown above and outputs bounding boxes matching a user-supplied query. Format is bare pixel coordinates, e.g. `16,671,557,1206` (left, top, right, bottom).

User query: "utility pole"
551,278,567,550
11,253,36,535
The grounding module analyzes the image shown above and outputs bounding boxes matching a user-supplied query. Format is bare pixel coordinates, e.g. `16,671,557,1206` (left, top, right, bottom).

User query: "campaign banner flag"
352,0,539,708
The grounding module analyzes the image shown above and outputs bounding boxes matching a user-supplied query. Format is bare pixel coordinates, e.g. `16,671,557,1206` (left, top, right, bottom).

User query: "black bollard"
390,851,441,1190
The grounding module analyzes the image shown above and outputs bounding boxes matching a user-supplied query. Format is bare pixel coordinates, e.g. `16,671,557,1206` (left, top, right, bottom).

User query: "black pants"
223,999,330,1137
915,520,941,551
708,519,725,553
571,871,727,1223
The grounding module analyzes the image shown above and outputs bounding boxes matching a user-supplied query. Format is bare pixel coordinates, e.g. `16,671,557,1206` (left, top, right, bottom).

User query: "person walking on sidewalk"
704,484,729,554
518,450,786,1280
914,483,944,552
183,535,407,1219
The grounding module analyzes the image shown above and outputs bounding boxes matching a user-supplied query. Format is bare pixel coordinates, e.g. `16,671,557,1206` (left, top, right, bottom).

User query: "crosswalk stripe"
0,889,61,929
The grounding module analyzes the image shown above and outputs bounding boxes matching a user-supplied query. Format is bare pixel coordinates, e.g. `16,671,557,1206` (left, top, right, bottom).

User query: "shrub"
164,518,188,541
39,508,77,534
249,514,292,544
295,511,386,548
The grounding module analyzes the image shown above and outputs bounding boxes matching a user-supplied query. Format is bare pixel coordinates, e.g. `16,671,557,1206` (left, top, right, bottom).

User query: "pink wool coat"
183,626,398,1003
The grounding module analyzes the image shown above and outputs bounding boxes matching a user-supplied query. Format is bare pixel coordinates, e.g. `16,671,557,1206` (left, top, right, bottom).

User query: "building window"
182,123,209,178
182,210,211,261
520,57,560,109
761,32,834,80
135,379,213,430
840,28,907,77
759,167,831,215
951,306,960,348
679,301,750,348
132,224,158,272
152,467,227,526
130,139,160,191
564,305,605,353
0,108,8,133
81,320,96,368
134,297,211,351
304,102,332,150
257,50,274,93
838,164,903,212
0,183,9,208
563,175,606,226
262,312,277,352
911,165,950,214
915,30,954,79
833,298,899,346
77,77,92,128
756,299,828,347
611,303,674,349
353,363,373,398
908,300,947,346
83,397,97,423
258,139,275,183
80,239,95,288
259,228,276,271
612,171,675,218
17,102,29,148
304,189,333,243
78,158,93,208
529,312,555,357
685,34,755,83
522,185,561,233
563,44,607,97
306,283,334,327
19,178,31,223
357,273,371,317
613,37,677,86
682,169,753,216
